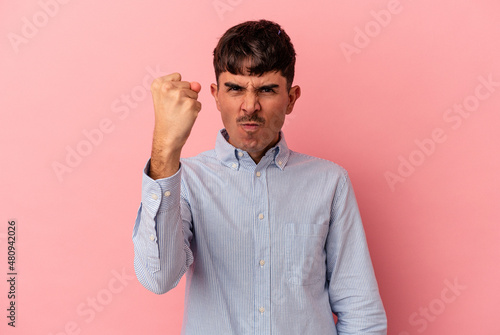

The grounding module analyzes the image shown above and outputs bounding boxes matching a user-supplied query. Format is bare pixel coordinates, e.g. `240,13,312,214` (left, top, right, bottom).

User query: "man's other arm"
326,172,387,334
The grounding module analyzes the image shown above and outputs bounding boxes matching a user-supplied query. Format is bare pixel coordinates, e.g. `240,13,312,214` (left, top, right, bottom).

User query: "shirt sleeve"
132,159,194,294
326,172,387,334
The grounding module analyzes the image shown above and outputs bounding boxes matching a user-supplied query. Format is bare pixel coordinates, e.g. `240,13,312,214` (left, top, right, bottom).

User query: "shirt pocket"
285,223,329,286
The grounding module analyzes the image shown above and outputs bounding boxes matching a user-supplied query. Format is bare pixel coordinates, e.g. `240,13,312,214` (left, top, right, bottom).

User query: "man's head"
213,20,296,91
210,20,300,163
211,20,300,163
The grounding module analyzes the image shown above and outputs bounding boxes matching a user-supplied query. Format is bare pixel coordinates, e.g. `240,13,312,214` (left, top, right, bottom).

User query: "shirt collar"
215,129,290,171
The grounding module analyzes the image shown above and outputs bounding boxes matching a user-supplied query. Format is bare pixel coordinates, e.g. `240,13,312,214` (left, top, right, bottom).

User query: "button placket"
253,163,271,332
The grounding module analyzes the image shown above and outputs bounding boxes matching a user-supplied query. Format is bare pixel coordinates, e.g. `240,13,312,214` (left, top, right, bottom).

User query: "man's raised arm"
132,73,201,294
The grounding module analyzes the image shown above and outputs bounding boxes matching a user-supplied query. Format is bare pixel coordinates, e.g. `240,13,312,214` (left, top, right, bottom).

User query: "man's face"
210,71,300,163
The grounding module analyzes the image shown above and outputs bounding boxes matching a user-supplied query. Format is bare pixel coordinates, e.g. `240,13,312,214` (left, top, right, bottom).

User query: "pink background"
1,0,500,334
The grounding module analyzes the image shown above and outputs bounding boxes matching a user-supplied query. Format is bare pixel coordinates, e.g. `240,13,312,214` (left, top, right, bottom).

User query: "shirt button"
149,234,155,241
231,163,237,169
151,194,158,200
256,171,261,177
164,191,171,197
259,307,265,314
259,260,265,266
238,152,243,157
278,160,283,165
258,213,264,220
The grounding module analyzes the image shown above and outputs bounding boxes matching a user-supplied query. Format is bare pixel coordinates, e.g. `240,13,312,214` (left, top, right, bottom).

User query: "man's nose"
242,93,261,114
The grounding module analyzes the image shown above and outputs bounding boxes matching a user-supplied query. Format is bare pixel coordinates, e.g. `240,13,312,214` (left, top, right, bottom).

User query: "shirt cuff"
141,159,182,215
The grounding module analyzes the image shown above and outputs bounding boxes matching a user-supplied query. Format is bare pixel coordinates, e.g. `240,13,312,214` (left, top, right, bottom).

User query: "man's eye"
228,86,241,91
260,88,275,93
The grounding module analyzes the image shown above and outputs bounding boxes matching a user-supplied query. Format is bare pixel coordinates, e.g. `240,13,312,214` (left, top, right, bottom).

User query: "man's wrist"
149,147,181,180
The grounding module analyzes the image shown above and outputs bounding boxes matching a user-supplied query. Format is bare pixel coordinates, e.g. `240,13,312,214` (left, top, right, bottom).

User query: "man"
133,20,387,334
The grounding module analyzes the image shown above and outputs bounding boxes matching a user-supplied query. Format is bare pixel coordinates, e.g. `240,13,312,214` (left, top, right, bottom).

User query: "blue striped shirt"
133,129,387,334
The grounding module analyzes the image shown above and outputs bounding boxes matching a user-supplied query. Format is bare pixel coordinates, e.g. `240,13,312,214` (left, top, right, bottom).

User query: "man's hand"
149,73,202,179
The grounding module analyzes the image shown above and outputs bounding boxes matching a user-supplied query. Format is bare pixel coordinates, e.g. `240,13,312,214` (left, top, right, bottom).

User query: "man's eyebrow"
223,82,280,90
257,84,279,90
224,82,244,89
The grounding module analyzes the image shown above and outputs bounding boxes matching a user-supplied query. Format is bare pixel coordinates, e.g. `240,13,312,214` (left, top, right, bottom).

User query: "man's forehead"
219,71,285,86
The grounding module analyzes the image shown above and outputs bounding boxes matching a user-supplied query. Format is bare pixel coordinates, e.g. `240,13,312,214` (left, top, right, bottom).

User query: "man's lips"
239,123,262,131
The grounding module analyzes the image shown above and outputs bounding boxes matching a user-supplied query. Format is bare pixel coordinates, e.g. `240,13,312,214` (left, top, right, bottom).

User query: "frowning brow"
258,84,280,91
224,82,244,90
224,82,280,91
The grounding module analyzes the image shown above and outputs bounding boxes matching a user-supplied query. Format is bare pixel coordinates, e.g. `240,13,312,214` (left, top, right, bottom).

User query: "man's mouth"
239,123,262,131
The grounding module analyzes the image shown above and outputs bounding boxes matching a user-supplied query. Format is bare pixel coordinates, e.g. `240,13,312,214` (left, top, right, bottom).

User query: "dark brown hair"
213,20,296,90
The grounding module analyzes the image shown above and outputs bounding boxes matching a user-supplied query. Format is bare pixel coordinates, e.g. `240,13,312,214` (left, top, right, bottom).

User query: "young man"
133,20,387,334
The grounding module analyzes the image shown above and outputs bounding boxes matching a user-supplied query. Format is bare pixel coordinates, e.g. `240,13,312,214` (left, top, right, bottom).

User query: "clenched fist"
149,73,202,179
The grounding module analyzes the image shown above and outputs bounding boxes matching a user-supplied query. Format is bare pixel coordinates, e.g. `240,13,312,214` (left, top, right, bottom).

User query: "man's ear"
286,85,301,115
210,83,221,111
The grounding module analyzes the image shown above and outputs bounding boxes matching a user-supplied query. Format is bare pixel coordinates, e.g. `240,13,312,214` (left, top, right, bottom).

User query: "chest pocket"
285,223,329,286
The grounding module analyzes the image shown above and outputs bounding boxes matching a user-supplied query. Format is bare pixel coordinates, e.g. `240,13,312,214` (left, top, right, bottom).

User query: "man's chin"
239,141,261,152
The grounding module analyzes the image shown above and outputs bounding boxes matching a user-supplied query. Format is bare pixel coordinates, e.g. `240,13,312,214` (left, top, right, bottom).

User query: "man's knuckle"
184,99,195,108
151,78,161,91
161,81,175,92
170,72,181,81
